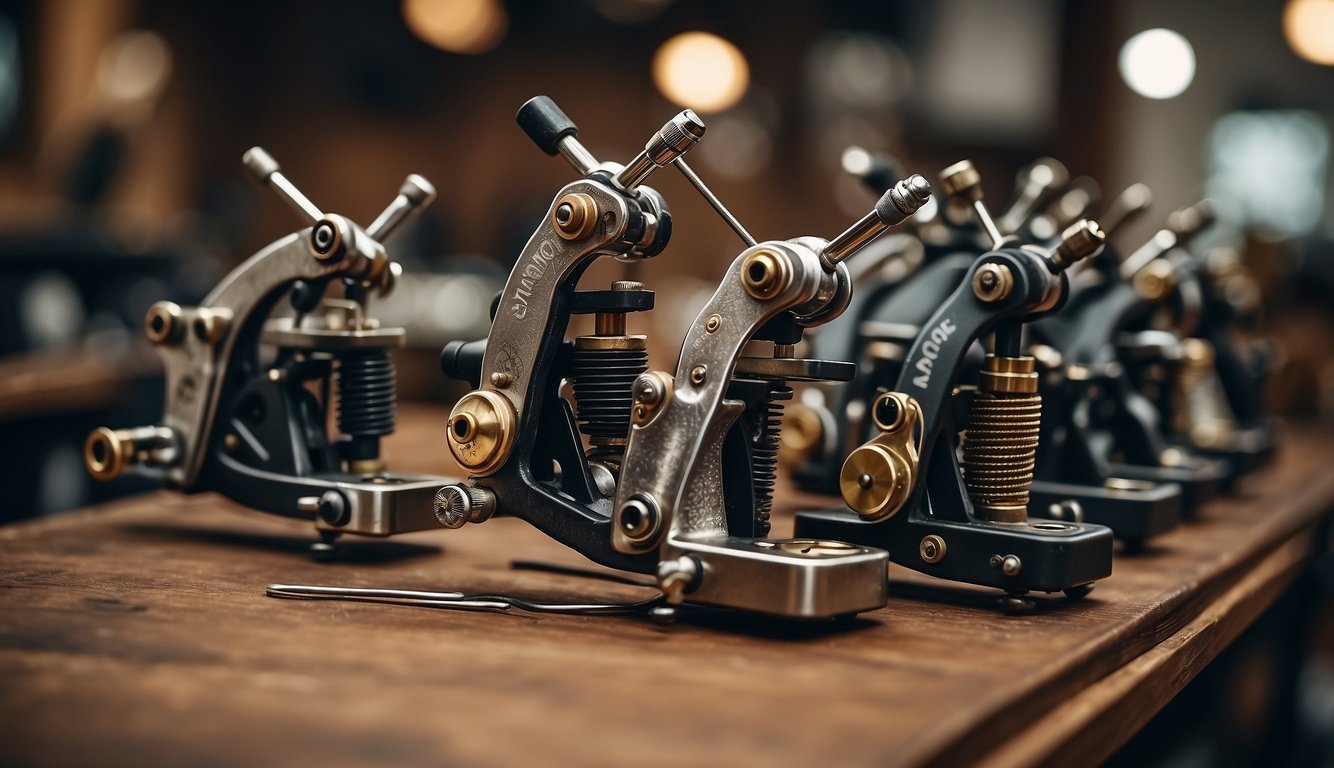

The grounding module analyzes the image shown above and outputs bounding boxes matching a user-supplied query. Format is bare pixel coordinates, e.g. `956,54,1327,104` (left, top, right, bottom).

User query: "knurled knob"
938,160,983,203
1052,219,1106,270
433,485,496,529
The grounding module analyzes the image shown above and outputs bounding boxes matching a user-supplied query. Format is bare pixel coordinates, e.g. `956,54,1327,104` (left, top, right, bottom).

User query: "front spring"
962,355,1040,523
749,385,791,537
570,336,648,454
337,349,396,461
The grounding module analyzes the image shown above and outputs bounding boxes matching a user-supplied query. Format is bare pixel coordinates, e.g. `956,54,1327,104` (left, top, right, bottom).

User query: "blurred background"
0,1,1332,763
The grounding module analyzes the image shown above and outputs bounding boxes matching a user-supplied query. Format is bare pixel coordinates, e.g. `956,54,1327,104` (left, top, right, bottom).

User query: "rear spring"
749,384,791,536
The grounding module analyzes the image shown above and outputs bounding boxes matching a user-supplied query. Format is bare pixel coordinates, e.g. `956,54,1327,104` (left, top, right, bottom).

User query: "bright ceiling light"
403,0,507,55
1285,0,1334,65
652,32,749,113
1118,28,1195,100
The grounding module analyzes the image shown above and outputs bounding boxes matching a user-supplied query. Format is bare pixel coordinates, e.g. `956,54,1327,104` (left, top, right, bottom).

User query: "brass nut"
1053,219,1106,268
977,355,1039,394
445,390,516,476
1181,337,1214,365
553,193,598,240
919,534,947,564
191,308,232,345
84,427,130,481
1134,259,1176,302
740,249,792,301
938,160,982,202
972,263,1014,303
144,302,184,344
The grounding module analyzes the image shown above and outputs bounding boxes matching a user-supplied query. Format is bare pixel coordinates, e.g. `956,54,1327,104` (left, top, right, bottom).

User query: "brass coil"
962,393,1041,522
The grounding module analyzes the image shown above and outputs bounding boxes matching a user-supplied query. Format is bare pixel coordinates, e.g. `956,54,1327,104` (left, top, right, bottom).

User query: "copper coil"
962,392,1042,522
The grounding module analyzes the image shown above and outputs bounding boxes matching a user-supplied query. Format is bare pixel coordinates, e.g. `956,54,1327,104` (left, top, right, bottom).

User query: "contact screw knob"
434,485,496,529
1051,219,1106,271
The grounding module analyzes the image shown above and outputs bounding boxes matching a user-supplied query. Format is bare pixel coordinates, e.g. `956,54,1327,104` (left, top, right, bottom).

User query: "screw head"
316,490,349,526
972,263,1014,303
919,534,946,564
689,364,707,385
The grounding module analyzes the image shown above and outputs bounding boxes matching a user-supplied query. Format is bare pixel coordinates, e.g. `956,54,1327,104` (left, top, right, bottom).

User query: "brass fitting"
1134,259,1176,301
1051,219,1106,271
778,402,825,464
553,192,598,240
839,392,921,521
972,263,1014,303
939,160,983,203
962,356,1042,523
445,390,516,476
144,302,185,344
740,249,792,301
84,425,176,481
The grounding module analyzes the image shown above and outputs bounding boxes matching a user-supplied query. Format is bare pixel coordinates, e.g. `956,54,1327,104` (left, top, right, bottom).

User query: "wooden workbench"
1,405,1330,767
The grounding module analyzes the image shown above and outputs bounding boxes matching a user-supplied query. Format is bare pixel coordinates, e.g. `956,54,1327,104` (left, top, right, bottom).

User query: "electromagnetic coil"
337,350,396,439
570,339,648,446
961,392,1042,522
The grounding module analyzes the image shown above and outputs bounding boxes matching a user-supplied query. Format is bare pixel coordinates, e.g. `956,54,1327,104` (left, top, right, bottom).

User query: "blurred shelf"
0,346,159,421
0,404,1330,767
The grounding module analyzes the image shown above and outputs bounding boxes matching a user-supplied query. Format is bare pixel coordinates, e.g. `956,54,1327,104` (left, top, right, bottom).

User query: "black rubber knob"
440,339,487,388
516,96,578,156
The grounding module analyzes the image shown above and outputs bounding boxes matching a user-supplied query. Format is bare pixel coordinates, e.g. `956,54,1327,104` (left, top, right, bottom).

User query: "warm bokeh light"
1284,0,1334,65
96,31,172,105
402,0,507,55
1118,28,1195,99
652,31,749,113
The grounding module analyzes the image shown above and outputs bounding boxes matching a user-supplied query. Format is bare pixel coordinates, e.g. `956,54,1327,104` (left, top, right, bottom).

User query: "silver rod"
267,584,510,611
242,147,323,224
672,158,757,247
824,210,884,266
366,174,436,242
1120,229,1176,279
557,136,599,176
974,201,1005,249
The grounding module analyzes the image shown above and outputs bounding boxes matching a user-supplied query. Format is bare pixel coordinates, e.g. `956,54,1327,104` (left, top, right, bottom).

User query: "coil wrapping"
570,341,648,445
961,392,1041,521
337,350,396,439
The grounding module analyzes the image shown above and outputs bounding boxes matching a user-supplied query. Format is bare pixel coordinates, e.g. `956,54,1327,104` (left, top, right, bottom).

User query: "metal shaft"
1120,229,1176,279
367,174,437,242
824,175,932,266
615,110,706,192
557,135,599,176
672,158,756,246
242,146,323,224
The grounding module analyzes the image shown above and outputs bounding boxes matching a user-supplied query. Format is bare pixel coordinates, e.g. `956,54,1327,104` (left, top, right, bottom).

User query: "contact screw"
434,485,496,529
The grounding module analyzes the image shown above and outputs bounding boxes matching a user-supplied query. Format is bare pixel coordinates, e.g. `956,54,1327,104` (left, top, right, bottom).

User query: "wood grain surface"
1,404,1330,768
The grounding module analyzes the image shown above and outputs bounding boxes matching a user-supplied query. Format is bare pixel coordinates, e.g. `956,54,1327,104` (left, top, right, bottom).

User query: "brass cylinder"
962,356,1041,523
